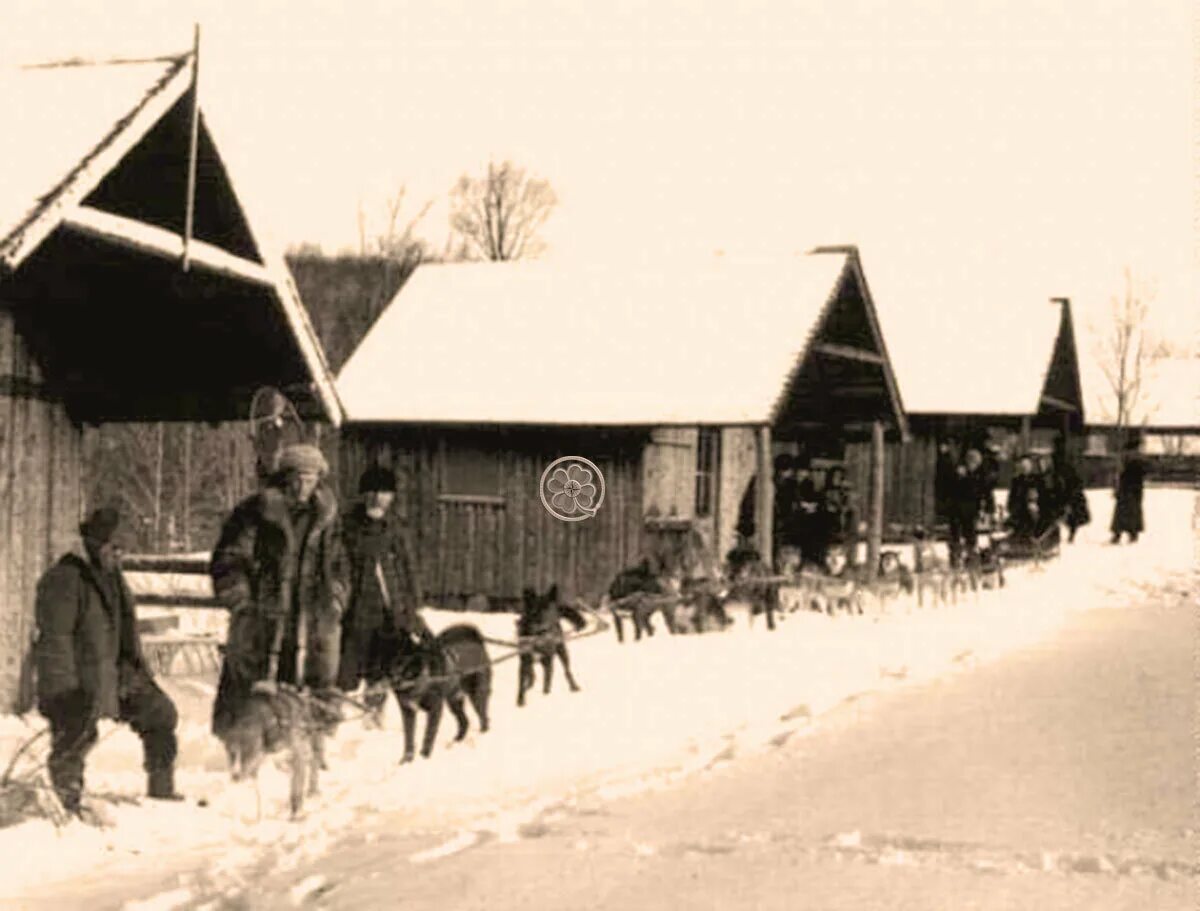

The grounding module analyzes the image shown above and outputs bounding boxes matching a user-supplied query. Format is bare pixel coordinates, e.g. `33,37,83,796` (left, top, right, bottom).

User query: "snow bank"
1,488,1194,902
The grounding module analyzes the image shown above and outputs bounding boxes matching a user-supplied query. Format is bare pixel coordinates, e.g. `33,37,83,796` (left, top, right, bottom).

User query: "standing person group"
32,443,429,818
736,453,854,570
210,446,430,741
1004,436,1095,549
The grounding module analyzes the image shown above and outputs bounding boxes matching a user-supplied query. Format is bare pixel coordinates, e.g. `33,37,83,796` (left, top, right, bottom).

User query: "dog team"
30,446,563,820
28,431,1127,821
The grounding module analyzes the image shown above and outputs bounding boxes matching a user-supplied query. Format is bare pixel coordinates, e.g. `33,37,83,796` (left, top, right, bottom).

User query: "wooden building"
0,51,341,711
334,247,908,609
851,278,1087,531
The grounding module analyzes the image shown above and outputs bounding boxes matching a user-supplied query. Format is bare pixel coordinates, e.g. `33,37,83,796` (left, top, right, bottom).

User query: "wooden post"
1019,415,1032,455
182,23,201,272
867,420,884,582
755,425,773,565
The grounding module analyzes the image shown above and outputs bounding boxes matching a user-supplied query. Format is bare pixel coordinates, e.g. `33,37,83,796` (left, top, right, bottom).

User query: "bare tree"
376,186,433,271
449,160,557,261
1091,268,1169,461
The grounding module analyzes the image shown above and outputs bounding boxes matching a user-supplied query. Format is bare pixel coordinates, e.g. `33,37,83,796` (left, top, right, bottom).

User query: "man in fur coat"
34,508,182,815
210,443,349,738
337,465,433,727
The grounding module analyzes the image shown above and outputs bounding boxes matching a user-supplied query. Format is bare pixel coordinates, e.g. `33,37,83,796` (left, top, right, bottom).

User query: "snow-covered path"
2,487,1195,910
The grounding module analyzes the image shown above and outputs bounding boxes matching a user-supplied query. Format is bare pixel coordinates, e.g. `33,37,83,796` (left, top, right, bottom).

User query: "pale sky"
3,0,1196,354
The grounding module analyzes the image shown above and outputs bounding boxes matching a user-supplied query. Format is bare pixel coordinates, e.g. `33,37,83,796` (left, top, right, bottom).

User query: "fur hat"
278,443,328,476
80,507,120,545
359,465,397,494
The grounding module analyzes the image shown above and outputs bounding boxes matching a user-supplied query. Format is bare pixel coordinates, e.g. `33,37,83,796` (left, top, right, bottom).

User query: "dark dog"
670,577,733,634
517,585,588,706
724,545,779,630
604,558,680,643
390,625,491,762
218,682,328,819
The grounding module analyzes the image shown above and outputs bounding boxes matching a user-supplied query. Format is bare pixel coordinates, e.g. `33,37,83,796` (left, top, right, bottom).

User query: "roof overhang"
0,51,343,426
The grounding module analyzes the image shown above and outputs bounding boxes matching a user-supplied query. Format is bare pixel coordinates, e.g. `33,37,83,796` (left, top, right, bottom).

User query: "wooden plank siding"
337,428,647,611
0,306,85,712
845,436,939,534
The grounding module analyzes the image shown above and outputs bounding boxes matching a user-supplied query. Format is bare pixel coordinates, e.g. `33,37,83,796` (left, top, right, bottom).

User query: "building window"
441,446,502,498
695,427,720,518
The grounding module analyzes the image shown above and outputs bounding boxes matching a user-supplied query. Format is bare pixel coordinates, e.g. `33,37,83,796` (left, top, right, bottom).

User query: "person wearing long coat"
34,508,181,814
1052,439,1091,543
1110,445,1147,544
210,444,350,738
337,466,432,726
947,448,991,568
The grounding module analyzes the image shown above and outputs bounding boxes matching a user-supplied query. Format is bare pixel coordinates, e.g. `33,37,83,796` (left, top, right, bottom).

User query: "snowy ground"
1,487,1195,908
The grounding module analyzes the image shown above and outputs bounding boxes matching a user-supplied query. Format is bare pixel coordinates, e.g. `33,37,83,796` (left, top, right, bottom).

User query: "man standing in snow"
337,465,433,728
34,508,182,816
1110,437,1147,544
948,447,991,568
210,443,349,739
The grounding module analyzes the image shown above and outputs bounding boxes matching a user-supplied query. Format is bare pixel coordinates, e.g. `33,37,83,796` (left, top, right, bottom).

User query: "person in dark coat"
772,454,799,555
947,447,991,568
792,458,822,568
210,443,350,739
1006,455,1044,539
337,466,433,727
1053,437,1090,543
933,440,959,525
817,466,855,564
34,508,182,815
1110,439,1147,544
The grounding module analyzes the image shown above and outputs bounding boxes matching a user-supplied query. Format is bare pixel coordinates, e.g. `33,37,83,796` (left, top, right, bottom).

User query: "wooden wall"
336,427,648,610
0,306,84,713
844,436,938,533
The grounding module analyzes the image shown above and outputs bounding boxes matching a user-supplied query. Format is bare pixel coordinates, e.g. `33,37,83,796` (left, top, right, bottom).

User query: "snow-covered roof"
0,54,343,424
865,245,1068,416
337,253,861,426
0,57,191,267
1082,357,1200,430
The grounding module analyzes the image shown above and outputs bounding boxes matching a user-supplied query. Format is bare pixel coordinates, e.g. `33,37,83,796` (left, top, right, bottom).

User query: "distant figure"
1052,437,1090,543
34,508,182,816
948,447,991,568
1110,440,1147,544
1006,454,1044,540
793,458,822,568
817,466,855,563
772,454,800,555
734,454,793,546
933,440,959,525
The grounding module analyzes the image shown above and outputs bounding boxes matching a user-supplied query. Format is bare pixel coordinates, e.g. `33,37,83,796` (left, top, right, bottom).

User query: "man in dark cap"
34,507,182,815
337,465,432,727
210,442,349,741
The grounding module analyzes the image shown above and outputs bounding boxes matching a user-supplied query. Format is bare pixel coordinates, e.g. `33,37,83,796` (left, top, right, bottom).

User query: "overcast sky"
3,0,1196,353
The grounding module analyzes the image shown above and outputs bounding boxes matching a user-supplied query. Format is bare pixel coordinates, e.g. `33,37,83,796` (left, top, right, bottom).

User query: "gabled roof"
337,251,906,430
867,249,1077,417
0,52,342,425
1082,357,1200,430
